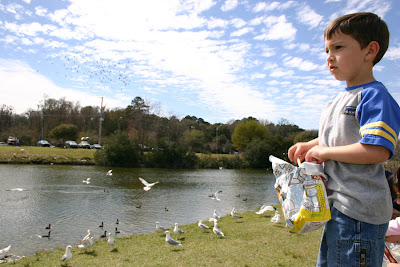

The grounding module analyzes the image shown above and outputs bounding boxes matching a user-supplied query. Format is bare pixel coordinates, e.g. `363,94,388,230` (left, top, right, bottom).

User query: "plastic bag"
269,155,331,233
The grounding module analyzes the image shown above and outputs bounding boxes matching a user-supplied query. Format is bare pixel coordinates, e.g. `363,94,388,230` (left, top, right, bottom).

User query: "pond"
0,164,278,258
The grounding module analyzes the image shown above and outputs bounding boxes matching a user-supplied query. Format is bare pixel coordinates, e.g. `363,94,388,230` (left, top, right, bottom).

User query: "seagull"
107,169,113,176
173,223,185,234
198,220,210,229
107,232,115,245
271,211,281,223
45,224,51,230
0,245,11,260
76,236,94,250
210,190,222,201
139,177,159,191
81,230,92,244
60,245,72,263
165,231,182,246
82,177,91,184
213,222,225,238
231,207,243,220
7,188,26,191
155,222,168,232
256,205,276,215
213,209,221,220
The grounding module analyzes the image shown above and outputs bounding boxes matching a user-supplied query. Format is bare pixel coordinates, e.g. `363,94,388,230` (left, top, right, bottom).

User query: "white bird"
173,223,185,234
139,177,159,191
107,232,115,245
0,245,11,260
7,188,25,191
271,211,281,223
59,245,72,263
165,231,182,246
198,220,210,229
76,236,94,250
213,222,225,237
255,205,276,215
155,222,168,232
231,207,243,220
210,190,222,201
213,209,221,220
82,177,91,184
107,169,113,176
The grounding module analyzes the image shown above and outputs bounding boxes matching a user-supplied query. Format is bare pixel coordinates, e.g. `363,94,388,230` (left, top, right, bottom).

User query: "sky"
0,0,399,130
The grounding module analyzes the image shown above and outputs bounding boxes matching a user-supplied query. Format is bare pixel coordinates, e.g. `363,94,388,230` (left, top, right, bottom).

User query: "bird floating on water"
165,231,182,246
82,177,91,184
115,227,120,234
100,231,107,239
45,224,51,230
139,177,159,191
107,169,113,176
41,231,51,239
99,222,104,228
59,245,72,263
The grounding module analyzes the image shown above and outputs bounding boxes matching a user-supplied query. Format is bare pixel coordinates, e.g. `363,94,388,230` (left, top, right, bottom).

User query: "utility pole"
216,126,218,154
99,97,103,145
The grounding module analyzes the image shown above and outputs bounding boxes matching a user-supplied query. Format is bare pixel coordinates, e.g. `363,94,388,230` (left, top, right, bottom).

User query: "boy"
288,12,400,266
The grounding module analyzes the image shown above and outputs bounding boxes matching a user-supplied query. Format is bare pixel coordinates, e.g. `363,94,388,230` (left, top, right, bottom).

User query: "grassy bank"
7,210,322,266
0,146,96,165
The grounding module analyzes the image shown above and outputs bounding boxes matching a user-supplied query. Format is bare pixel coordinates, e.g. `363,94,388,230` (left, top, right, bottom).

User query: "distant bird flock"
1,168,281,263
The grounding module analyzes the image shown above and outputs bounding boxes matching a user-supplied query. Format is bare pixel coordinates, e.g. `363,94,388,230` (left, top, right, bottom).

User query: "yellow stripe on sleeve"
360,129,397,148
359,121,398,142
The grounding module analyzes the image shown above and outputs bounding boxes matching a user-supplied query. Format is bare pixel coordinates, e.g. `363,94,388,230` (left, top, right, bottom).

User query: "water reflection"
0,164,278,257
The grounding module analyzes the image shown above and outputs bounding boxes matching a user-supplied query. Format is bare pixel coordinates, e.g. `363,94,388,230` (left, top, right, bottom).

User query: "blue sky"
1,0,399,130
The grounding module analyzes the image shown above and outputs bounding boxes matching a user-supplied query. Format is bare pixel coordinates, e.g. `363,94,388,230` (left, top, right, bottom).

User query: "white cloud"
35,6,47,16
254,15,296,41
231,27,252,37
386,45,400,60
296,5,323,29
221,0,238,12
283,56,319,71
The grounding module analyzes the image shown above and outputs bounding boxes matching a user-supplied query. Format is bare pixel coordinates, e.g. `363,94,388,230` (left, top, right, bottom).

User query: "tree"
182,129,205,152
293,130,318,143
231,120,270,151
50,124,78,145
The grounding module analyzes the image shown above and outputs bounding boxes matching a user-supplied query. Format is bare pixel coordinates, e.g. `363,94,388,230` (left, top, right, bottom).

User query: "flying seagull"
139,177,159,191
82,177,91,184
210,190,222,201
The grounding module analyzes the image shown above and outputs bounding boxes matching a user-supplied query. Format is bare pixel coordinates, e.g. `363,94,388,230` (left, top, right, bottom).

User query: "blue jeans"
317,206,388,267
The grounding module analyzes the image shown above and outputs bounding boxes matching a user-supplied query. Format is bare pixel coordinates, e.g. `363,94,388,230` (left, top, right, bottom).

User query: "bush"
94,131,140,167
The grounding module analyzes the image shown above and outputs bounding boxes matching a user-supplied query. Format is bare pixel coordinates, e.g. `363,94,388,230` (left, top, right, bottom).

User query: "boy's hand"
288,141,316,163
305,145,328,164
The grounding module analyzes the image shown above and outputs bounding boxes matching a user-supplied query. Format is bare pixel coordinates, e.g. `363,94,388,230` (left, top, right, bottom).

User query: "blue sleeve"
357,84,400,159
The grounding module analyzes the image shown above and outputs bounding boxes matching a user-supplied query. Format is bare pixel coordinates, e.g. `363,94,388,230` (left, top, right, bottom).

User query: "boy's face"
325,31,370,87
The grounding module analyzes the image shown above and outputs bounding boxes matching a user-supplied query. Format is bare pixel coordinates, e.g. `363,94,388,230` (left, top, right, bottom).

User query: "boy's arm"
305,142,390,164
288,138,319,163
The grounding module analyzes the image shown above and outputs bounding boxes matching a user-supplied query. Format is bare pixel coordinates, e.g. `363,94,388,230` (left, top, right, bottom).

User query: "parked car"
0,141,7,145
90,144,102,149
37,140,51,147
78,141,91,149
7,136,17,145
65,140,78,148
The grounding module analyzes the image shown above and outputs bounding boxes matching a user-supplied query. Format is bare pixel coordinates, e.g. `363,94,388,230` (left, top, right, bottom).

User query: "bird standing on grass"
213,222,225,238
107,232,115,246
231,207,243,220
173,223,185,234
198,220,210,229
156,222,168,232
165,231,182,246
59,245,72,263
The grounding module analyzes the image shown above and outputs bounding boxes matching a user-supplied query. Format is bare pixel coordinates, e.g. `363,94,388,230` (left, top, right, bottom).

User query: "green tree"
231,120,270,151
182,129,205,152
50,124,78,145
293,130,318,143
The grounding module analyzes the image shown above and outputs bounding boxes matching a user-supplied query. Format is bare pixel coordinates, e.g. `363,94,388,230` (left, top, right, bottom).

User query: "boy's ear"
365,41,380,62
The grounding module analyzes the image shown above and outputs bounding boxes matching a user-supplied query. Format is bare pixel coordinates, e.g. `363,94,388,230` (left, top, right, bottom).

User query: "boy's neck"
346,68,375,88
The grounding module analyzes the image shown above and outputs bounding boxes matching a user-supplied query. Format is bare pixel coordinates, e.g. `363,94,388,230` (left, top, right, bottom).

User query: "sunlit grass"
8,210,322,266
0,146,95,164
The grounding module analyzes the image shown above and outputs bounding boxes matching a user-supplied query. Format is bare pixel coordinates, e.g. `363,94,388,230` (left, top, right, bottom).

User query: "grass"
0,146,95,165
7,210,322,266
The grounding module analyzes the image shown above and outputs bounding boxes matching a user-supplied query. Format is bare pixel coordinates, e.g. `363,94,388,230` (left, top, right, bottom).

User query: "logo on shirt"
342,106,356,116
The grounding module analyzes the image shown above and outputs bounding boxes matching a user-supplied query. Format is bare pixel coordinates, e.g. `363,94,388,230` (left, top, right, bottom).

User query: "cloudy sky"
1,0,399,130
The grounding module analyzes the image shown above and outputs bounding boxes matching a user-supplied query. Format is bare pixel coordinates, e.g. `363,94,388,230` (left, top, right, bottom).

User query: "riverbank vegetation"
1,96,399,169
6,210,322,266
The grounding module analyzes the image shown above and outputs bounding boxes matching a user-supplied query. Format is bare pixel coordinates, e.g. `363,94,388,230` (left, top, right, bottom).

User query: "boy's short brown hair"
324,12,389,65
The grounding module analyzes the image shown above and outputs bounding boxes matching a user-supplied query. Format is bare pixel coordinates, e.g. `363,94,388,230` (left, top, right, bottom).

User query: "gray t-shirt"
319,82,399,225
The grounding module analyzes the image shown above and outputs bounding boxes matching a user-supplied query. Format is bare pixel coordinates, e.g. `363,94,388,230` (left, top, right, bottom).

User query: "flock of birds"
1,169,281,264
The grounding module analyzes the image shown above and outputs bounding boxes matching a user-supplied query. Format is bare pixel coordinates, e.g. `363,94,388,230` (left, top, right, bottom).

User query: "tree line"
0,96,325,168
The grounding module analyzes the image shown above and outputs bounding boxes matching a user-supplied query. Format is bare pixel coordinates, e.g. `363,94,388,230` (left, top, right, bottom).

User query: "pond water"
0,164,278,258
